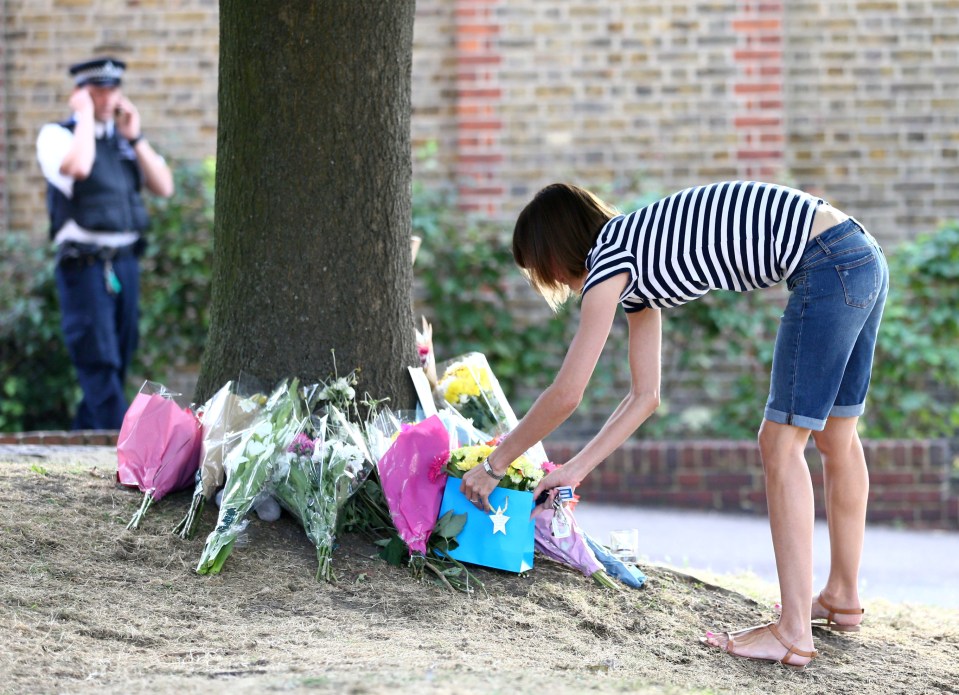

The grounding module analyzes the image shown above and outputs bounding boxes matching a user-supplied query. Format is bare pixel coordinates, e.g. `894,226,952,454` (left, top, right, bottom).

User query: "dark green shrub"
866,221,959,438
135,158,215,377
0,235,78,431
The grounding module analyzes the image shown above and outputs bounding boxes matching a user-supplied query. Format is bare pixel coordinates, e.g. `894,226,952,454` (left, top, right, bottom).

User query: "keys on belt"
57,244,125,295
103,258,122,295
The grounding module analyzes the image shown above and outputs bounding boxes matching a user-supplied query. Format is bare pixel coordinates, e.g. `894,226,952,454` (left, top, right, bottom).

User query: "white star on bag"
488,498,510,535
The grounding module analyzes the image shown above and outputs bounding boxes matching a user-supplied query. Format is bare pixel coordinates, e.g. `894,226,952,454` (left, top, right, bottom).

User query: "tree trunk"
196,1,418,409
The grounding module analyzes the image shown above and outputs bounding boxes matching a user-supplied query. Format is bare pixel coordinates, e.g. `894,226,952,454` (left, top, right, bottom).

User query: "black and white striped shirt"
583,181,823,312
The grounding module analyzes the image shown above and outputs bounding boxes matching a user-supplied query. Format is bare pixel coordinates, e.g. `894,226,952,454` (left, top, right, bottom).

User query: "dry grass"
1,452,957,695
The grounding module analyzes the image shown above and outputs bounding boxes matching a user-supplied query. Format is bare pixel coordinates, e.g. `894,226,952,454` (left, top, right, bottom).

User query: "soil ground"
1,448,957,695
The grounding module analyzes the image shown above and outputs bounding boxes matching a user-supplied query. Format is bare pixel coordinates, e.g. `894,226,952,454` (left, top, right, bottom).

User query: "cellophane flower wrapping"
196,379,309,575
173,380,265,539
270,405,376,582
435,406,488,450
377,414,451,555
117,381,202,529
583,535,647,589
433,352,515,437
534,506,620,589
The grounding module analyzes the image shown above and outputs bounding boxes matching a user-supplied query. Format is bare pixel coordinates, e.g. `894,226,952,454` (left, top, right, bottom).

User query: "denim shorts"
764,218,889,431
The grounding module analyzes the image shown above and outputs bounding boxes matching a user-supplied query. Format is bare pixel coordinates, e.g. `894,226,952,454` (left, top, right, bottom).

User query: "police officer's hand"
115,96,141,141
68,88,94,120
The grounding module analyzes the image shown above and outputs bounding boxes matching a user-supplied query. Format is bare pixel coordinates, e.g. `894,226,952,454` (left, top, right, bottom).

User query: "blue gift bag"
438,478,535,573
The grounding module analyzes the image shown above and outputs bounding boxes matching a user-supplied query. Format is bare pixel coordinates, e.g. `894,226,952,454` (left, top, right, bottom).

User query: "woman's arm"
534,307,662,495
459,273,627,508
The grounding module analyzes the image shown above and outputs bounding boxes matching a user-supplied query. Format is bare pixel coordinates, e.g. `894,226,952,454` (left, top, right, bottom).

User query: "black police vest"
46,120,150,240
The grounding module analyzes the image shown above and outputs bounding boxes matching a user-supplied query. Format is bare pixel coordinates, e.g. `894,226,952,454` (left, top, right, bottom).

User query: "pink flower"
541,460,558,474
287,432,315,457
427,453,448,483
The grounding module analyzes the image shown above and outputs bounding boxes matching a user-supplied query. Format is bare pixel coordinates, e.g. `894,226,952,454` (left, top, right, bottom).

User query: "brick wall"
3,1,957,241
409,0,959,240
784,1,959,234
0,18,8,228
545,438,959,530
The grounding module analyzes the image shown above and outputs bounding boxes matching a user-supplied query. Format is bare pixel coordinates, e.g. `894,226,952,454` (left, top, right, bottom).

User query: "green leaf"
432,510,467,539
378,535,409,567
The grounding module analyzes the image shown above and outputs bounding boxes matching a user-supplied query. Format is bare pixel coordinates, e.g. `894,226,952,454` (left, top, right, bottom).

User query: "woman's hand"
459,463,500,512
530,462,585,516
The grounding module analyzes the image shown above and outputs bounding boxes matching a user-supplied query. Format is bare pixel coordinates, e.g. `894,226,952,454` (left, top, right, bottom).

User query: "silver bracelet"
482,459,505,481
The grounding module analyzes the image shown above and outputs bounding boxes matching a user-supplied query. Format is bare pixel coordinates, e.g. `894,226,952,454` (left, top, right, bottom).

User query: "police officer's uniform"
36,58,149,430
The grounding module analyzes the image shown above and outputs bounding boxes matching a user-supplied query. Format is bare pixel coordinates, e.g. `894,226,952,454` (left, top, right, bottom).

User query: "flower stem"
126,492,154,530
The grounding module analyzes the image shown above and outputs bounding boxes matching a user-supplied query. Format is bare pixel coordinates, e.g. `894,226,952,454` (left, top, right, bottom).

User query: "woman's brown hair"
512,183,620,310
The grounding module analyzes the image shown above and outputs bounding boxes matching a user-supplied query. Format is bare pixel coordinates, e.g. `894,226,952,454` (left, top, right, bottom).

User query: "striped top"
582,181,823,312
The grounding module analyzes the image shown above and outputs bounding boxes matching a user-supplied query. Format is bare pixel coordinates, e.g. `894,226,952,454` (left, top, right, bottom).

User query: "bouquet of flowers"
117,381,202,529
269,404,375,582
173,380,265,539
583,535,647,589
433,352,514,437
534,504,620,590
195,379,311,575
377,415,451,556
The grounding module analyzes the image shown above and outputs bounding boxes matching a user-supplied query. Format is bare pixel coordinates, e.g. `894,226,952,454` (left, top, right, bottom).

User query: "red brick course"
453,0,504,216
0,430,119,446
545,438,958,530
2,430,954,530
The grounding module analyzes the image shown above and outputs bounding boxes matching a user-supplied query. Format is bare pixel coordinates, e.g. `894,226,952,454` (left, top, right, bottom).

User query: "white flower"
319,377,356,403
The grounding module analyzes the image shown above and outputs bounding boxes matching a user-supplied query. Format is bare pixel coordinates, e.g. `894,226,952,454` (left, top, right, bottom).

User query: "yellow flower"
450,444,494,472
447,443,546,490
439,361,493,405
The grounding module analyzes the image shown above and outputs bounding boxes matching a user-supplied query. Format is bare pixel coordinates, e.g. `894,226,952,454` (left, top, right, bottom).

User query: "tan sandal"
812,593,864,632
700,622,818,671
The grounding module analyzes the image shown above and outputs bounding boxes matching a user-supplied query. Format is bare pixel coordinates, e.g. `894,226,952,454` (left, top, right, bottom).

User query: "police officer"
36,57,174,430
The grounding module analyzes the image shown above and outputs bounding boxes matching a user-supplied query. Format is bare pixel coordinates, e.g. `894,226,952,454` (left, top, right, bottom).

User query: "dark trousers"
55,253,140,430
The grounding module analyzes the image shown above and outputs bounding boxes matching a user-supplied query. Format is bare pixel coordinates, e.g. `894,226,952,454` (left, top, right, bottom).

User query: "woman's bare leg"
704,418,816,664
810,415,867,624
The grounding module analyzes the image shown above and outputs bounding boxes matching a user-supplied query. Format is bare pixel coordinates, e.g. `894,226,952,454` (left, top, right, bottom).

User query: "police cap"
69,57,126,87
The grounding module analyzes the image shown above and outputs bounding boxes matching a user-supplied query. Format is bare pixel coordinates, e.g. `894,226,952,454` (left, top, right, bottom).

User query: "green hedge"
3,162,957,439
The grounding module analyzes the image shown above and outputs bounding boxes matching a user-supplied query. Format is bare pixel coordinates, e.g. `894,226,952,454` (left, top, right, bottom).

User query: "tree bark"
197,1,418,408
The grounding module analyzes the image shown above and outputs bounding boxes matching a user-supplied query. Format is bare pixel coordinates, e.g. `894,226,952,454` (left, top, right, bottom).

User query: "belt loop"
815,235,830,254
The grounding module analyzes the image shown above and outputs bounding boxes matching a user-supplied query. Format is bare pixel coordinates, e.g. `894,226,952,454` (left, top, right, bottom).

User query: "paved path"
576,503,959,608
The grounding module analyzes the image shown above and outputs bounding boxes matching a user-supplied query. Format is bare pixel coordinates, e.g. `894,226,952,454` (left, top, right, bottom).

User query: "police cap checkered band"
69,57,126,87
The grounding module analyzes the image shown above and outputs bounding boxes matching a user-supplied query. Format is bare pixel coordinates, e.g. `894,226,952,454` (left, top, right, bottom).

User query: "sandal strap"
817,593,865,619
767,623,818,662
721,632,736,654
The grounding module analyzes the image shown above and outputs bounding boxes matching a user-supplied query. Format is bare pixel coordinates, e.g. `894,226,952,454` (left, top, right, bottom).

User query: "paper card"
437,478,535,573
408,366,438,417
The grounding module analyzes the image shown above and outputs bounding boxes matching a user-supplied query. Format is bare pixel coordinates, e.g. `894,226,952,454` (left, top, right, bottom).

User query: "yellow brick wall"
3,1,957,243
